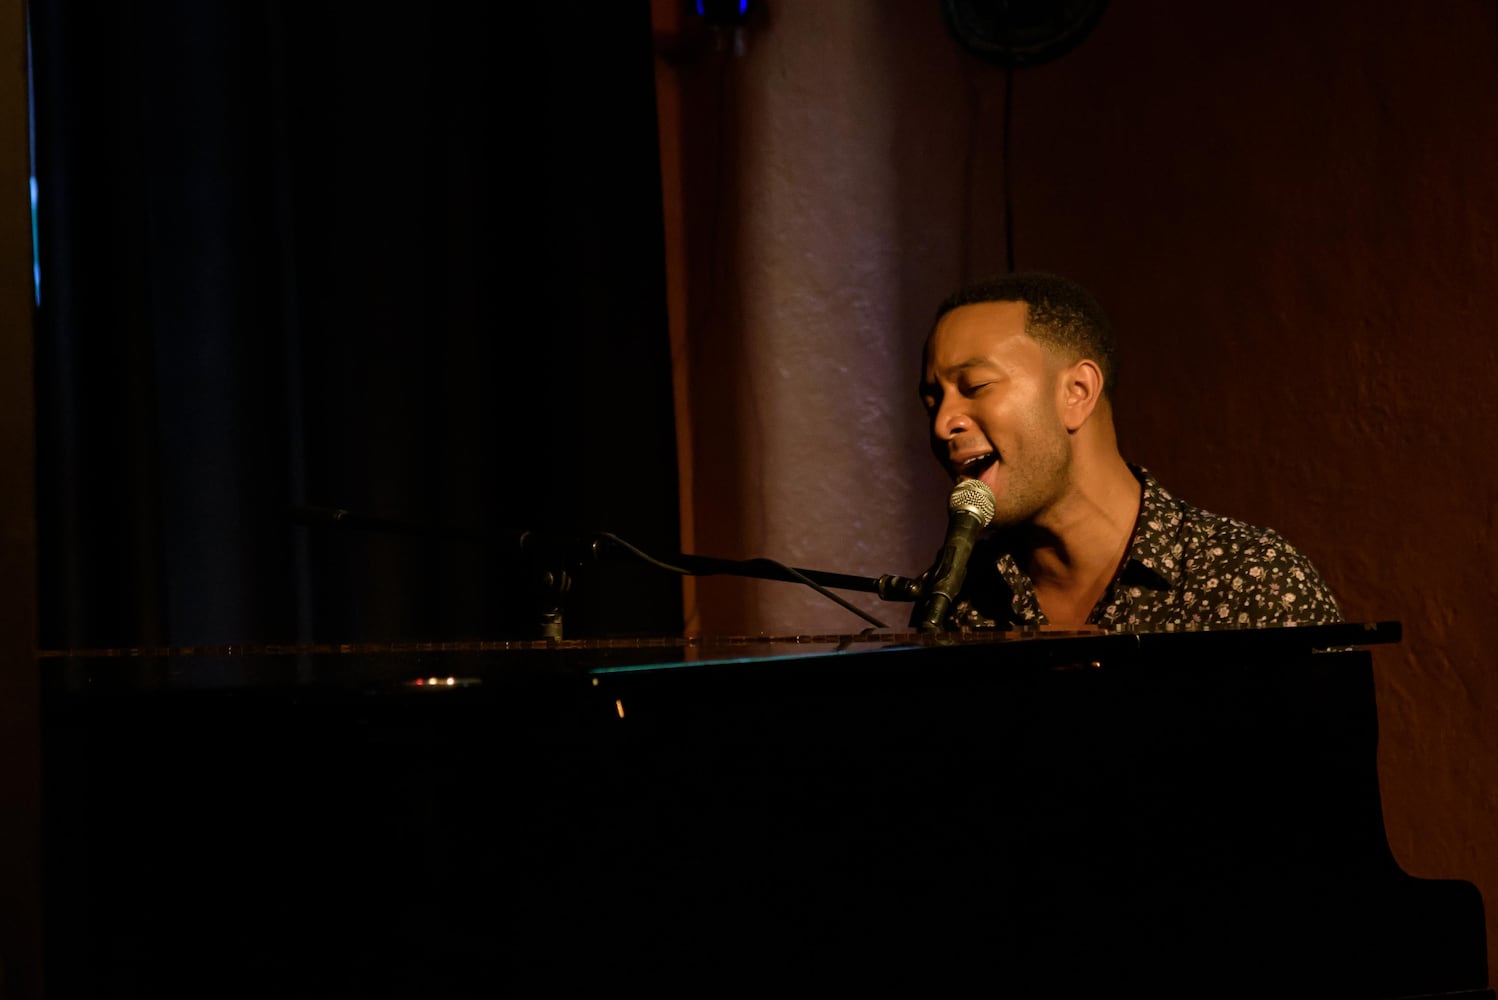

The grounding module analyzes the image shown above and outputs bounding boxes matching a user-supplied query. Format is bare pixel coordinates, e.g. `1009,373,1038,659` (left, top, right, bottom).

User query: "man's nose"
932,401,971,440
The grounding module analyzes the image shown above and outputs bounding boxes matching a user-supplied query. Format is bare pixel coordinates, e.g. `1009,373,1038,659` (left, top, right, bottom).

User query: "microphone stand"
526,531,923,637
660,552,921,602
286,506,924,641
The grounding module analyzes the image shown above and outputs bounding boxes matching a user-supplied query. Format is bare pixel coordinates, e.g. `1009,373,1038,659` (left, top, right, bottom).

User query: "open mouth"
953,451,996,480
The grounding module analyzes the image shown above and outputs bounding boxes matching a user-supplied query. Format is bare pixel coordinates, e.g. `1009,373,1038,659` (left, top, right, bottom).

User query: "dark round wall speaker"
942,0,1108,68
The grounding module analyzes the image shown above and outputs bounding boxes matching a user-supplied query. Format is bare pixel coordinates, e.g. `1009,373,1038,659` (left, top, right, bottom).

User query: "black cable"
1003,63,1015,272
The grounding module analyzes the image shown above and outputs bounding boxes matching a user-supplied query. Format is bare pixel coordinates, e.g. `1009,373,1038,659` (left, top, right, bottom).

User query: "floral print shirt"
950,467,1342,632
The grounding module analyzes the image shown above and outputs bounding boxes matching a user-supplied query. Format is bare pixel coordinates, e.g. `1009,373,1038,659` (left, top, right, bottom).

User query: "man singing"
917,271,1341,631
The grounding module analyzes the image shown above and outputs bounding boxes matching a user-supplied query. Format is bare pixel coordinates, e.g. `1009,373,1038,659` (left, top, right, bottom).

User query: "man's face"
919,300,1073,529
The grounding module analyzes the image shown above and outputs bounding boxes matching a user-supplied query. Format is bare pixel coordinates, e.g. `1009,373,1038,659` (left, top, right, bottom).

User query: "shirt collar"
988,464,1180,608
1118,465,1183,591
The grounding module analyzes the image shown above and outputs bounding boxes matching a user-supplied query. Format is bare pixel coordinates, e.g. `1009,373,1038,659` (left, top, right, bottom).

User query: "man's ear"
1058,359,1105,432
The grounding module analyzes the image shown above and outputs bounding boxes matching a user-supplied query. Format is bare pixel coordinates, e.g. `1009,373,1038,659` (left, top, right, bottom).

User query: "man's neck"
1021,457,1142,627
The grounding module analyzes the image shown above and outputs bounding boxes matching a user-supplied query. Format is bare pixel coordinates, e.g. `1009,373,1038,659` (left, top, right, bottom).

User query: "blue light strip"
26,8,39,306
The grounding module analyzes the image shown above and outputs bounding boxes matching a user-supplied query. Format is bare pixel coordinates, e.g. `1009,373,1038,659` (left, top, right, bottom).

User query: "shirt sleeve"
1207,532,1343,628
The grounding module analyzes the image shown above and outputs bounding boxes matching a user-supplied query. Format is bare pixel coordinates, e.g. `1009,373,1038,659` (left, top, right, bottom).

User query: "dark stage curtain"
29,2,683,646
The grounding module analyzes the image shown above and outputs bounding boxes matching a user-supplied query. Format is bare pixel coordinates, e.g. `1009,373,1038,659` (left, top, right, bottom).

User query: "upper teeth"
960,453,994,471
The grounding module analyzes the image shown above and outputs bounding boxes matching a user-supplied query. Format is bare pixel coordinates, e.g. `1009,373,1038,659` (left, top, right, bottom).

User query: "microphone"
911,478,997,632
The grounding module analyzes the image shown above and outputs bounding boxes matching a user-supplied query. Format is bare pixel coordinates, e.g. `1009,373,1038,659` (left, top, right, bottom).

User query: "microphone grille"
948,478,996,525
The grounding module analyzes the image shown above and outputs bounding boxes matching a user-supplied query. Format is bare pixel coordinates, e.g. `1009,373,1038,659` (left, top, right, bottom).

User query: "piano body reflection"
41,622,1491,997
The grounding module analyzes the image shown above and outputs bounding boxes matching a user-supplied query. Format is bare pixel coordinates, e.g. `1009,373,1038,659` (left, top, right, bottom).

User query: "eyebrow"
918,356,1001,398
948,357,1000,374
925,356,1001,383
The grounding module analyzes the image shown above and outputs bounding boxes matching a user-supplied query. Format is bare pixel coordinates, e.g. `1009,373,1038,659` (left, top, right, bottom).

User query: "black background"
30,1,683,648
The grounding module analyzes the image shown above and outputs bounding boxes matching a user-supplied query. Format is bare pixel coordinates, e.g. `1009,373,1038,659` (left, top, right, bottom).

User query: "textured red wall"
656,0,1498,976
1007,3,1498,978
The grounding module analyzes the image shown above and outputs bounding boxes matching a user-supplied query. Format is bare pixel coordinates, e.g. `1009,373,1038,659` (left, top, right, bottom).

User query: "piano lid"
36,619,1402,695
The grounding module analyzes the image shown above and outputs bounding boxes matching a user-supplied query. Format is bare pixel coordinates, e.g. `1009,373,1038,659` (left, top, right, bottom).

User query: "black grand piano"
40,622,1492,997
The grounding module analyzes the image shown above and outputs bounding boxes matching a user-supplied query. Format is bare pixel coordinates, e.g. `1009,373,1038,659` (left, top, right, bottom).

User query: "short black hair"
935,272,1118,397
